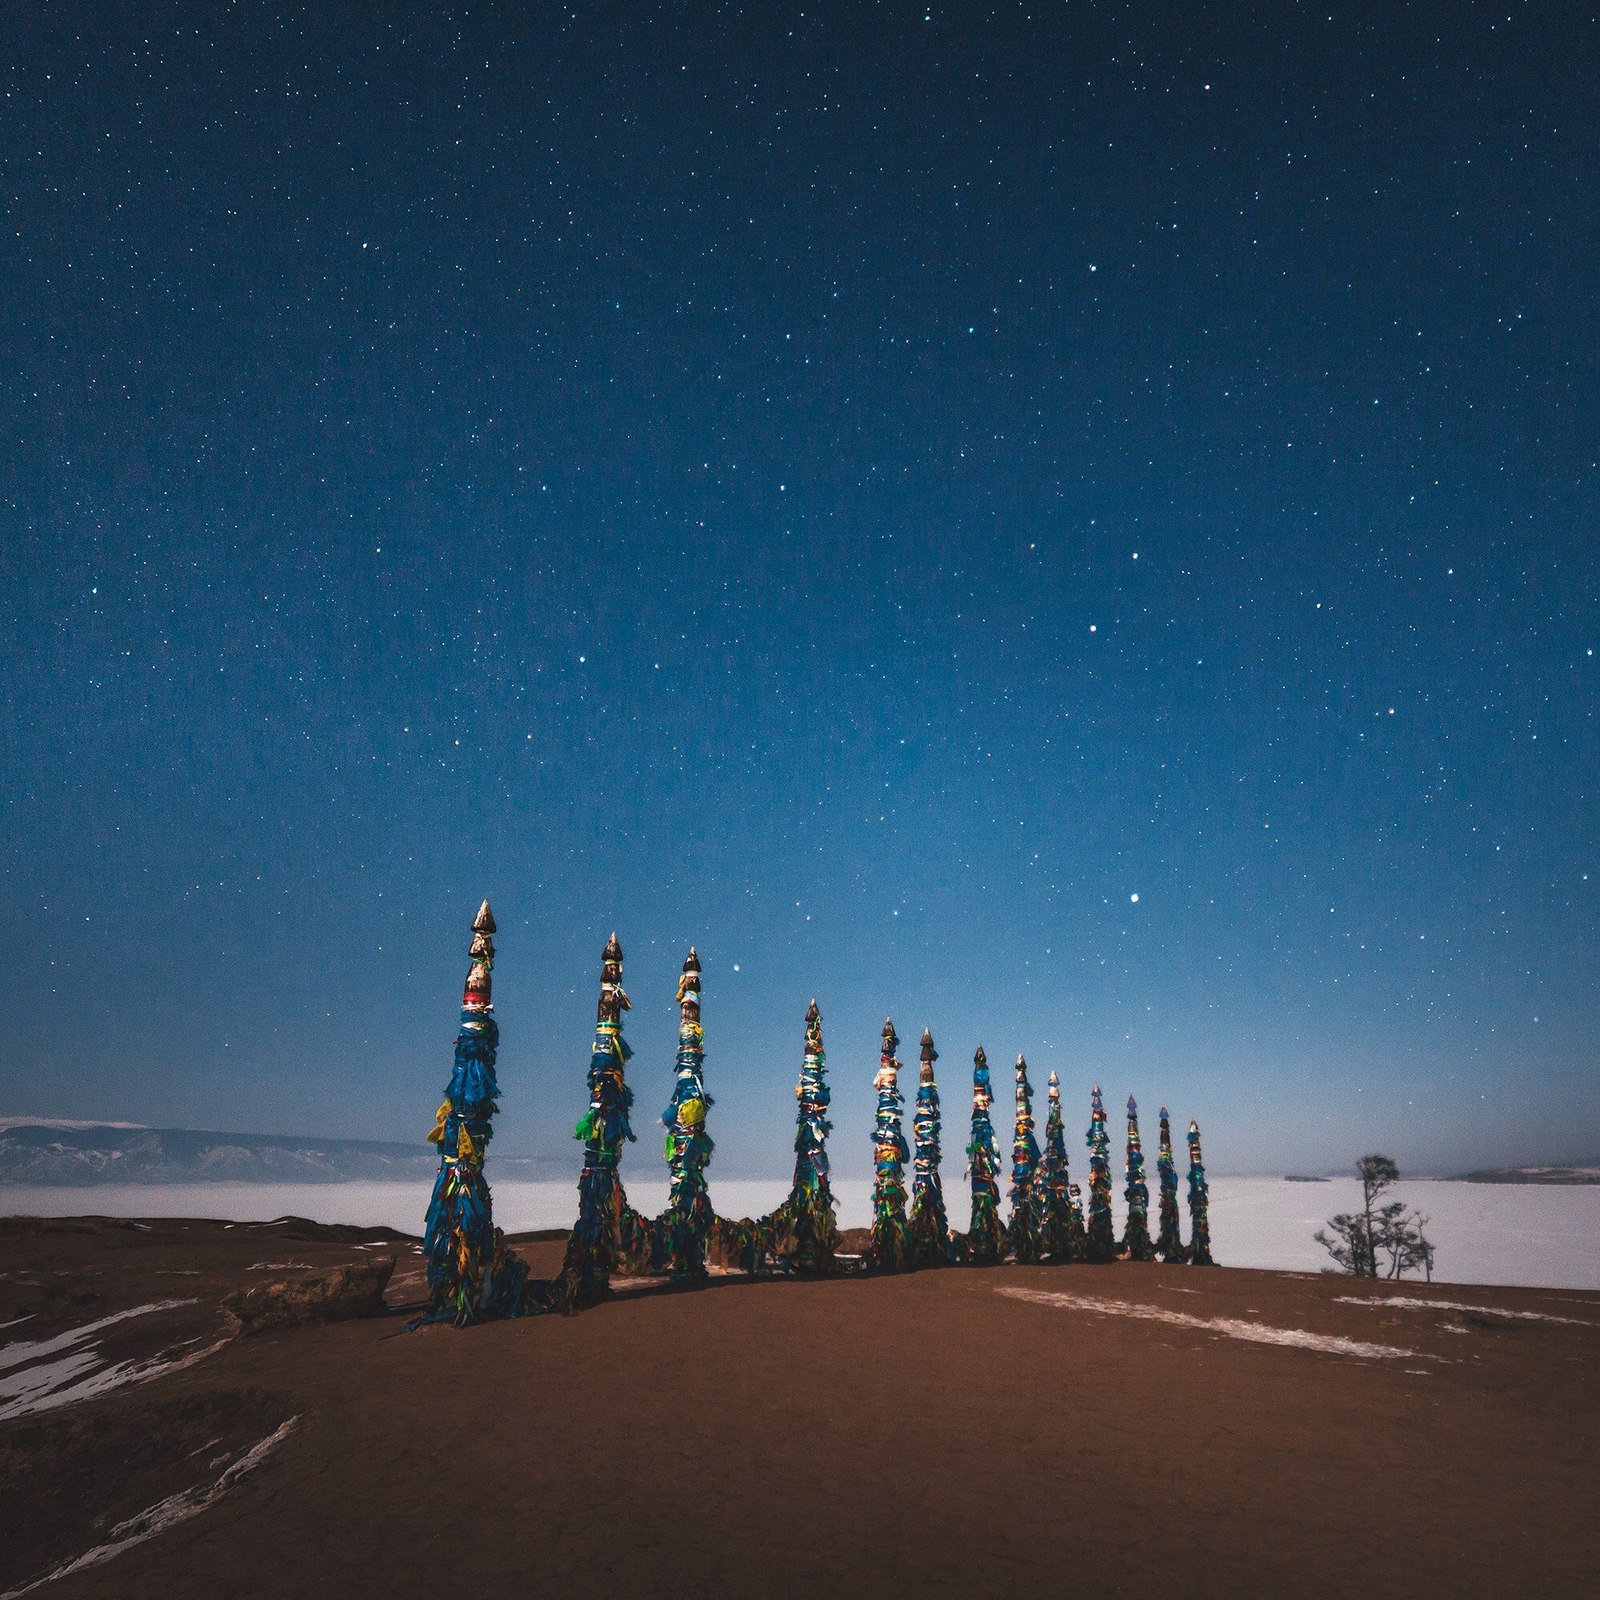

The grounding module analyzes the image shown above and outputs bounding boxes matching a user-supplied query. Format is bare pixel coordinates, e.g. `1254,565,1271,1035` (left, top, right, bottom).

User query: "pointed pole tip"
473,898,496,934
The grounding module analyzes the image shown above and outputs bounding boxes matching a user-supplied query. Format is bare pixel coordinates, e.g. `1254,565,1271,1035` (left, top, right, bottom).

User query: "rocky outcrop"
222,1258,396,1336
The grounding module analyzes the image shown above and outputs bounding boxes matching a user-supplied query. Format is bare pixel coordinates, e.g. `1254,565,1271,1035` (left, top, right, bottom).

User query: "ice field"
6,1176,1597,1290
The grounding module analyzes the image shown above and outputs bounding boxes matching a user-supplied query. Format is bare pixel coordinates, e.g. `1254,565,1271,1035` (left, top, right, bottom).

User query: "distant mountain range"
9,1118,1597,1188
0,1119,533,1185
1455,1164,1600,1185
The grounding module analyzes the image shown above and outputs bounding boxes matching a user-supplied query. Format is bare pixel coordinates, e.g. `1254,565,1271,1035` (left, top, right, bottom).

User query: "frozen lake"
4,1176,1596,1290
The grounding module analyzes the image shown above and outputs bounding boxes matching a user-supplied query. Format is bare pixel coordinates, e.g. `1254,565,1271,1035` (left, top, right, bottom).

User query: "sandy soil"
2,1215,1597,1598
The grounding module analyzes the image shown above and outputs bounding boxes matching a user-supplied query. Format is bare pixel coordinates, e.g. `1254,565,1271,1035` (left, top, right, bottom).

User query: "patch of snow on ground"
0,1300,229,1422
0,1416,299,1599
0,1301,195,1375
1333,1295,1599,1327
0,1335,230,1422
998,1286,1424,1360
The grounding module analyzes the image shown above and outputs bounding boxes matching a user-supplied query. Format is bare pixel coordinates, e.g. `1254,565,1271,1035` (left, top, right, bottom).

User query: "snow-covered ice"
4,1175,1597,1290
1205,1175,1600,1289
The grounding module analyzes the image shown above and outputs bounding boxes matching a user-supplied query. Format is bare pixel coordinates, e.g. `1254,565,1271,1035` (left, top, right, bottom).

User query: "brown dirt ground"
2,1215,1597,1598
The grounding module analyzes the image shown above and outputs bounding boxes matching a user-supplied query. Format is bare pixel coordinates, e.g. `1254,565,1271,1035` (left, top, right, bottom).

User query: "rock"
222,1258,396,1336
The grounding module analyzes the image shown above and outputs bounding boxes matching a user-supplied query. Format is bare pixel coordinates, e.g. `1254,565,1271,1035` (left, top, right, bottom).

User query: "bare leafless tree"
1316,1156,1437,1280
1315,1154,1397,1277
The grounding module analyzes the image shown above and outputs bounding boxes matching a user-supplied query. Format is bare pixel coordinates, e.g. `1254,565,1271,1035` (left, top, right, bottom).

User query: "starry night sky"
2,3,1595,1177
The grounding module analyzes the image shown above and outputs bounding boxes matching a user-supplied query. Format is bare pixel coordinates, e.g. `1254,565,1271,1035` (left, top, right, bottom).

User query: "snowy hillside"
0,1120,438,1185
